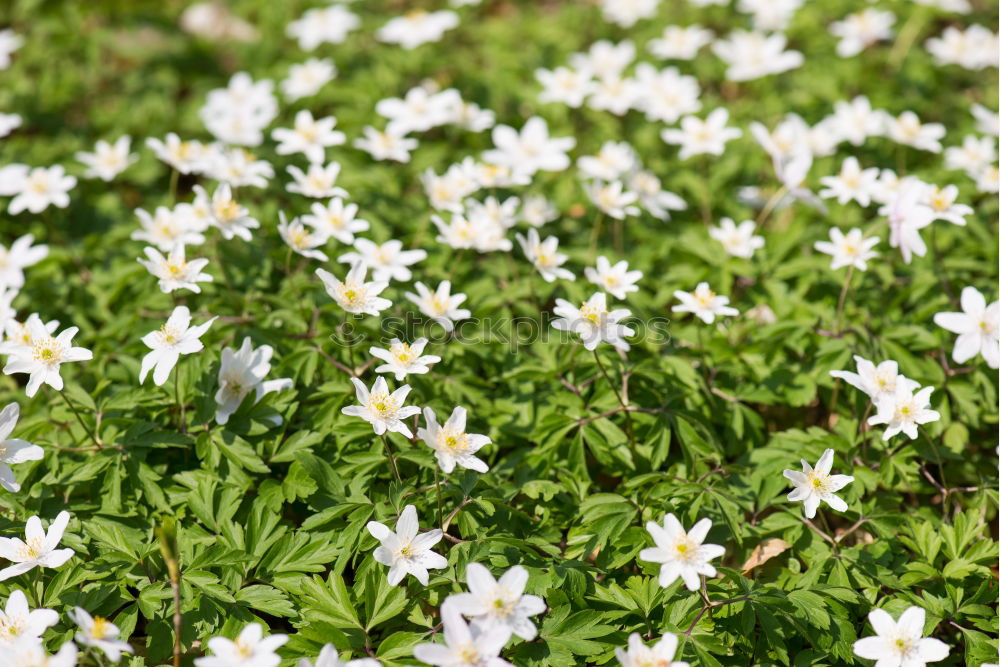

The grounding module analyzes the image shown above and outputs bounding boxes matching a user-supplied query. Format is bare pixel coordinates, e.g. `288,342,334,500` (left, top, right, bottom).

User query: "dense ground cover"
0,0,997,665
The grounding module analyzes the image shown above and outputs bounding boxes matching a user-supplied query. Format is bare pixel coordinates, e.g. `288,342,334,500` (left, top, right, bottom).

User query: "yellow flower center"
31,337,63,365
91,617,111,639
17,536,44,560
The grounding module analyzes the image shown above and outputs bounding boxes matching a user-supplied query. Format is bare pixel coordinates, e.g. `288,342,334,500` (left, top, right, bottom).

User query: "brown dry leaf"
741,538,791,572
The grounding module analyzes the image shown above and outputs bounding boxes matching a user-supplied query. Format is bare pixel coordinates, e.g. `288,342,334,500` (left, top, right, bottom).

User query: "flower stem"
587,211,605,263
381,434,402,482
175,363,186,434
834,265,855,334
592,349,636,459
168,168,179,204
433,467,444,529
755,185,787,228
57,388,102,448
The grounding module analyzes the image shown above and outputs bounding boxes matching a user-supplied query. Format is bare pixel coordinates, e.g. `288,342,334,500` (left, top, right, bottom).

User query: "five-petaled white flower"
287,162,348,198
214,338,293,426
343,376,420,438
302,198,370,245
138,245,213,294
2,322,93,397
278,211,329,261
339,239,427,283
0,511,74,581
139,306,216,386
69,607,134,663
370,338,440,381
272,110,346,163
316,262,392,316
584,256,642,300
406,281,471,332
672,282,739,324
640,513,726,591
709,218,765,259
615,632,689,667
366,504,447,586
814,227,880,271
830,356,918,403
661,108,742,159
446,562,546,640
8,166,76,215
868,383,941,441
0,234,48,293
0,403,44,493
75,136,136,181
932,286,999,369
297,644,381,667
853,605,949,667
0,589,58,645
515,229,573,282
418,406,491,474
413,603,512,667
783,449,855,518
552,292,634,351
195,623,288,667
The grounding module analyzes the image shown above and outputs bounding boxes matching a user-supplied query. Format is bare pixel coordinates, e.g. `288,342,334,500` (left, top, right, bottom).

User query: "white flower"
279,212,328,261
819,157,880,206
577,141,638,182
853,606,950,667
316,262,392,317
287,5,359,50
195,623,288,667
0,641,77,667
519,195,557,228
366,505,447,586
672,283,739,324
69,607,133,663
0,234,48,292
712,30,803,80
2,322,92,397
138,245,213,294
552,292,634,351
648,24,713,60
601,0,658,27
418,406,491,474
302,198,369,246
933,286,1000,369
570,39,635,79
535,66,593,108
783,449,854,518
925,24,998,70
868,383,941,441
339,239,427,283
0,113,21,138
483,117,575,175
370,338,440,381
632,64,701,124
0,403,44,493
628,170,686,220
0,314,59,358
0,589,58,645
584,256,642,300
75,136,136,181
413,604,512,667
971,103,1000,136
661,108,742,159
709,218,765,259
281,58,336,101
921,184,972,226
975,164,999,193
199,73,277,147
214,338,293,426
287,162,348,199
0,511,74,581
829,8,895,57
830,96,886,146
615,633,689,667
640,514,725,591
0,29,23,69
377,10,459,49
353,126,418,163
405,281,471,332
132,206,205,251
584,180,640,220
201,183,260,241
944,135,996,175
448,96,496,132
344,376,420,438
814,227,880,271
272,110,345,163
447,562,545,640
8,166,76,215
886,111,945,153
0,165,28,196
297,644,380,667
586,75,639,116
515,229,573,282
145,134,211,174
376,87,454,135
830,356,918,403
205,147,274,188
139,306,216,386
880,182,934,264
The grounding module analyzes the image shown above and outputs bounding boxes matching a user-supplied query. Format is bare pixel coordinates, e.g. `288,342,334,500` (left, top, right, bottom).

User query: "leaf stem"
57,388,102,448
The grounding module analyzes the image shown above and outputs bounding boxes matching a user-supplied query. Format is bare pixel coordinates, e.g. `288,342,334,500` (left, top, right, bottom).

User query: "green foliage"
0,0,997,665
